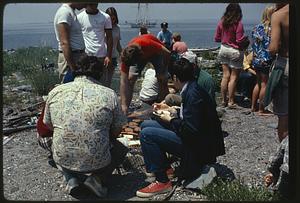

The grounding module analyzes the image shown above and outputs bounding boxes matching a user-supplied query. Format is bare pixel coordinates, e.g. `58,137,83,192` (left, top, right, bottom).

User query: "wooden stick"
3,125,36,135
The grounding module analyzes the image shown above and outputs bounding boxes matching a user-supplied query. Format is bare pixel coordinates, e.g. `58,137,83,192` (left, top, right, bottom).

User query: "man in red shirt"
120,34,171,114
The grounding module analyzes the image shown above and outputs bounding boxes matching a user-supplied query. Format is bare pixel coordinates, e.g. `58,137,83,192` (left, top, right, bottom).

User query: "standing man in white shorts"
78,3,113,86
54,3,86,83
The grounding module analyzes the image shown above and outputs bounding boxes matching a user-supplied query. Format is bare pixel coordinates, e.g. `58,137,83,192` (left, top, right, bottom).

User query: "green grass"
3,47,60,96
201,178,279,201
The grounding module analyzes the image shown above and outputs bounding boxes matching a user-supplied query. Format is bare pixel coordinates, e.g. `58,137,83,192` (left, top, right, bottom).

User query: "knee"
222,73,230,81
140,120,155,129
140,127,152,142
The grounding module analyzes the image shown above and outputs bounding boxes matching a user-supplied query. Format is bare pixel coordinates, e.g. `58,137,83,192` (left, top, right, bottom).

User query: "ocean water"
3,21,256,50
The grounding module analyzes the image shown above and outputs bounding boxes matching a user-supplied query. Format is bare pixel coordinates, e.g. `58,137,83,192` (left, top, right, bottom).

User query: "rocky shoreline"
3,48,280,201
3,91,279,201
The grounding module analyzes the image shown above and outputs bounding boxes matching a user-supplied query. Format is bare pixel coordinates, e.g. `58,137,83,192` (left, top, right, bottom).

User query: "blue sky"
3,3,271,25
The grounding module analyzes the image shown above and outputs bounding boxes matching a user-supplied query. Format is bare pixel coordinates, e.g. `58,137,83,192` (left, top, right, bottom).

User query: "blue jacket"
170,80,225,180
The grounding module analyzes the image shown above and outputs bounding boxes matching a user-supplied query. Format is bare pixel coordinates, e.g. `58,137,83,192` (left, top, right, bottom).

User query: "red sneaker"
136,181,172,198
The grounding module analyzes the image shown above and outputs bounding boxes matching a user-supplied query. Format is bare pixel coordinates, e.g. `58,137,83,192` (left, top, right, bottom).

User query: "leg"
220,64,230,106
92,140,129,183
140,126,183,182
151,55,169,102
106,64,115,88
228,68,241,105
277,115,288,142
258,73,269,113
251,72,261,112
140,120,166,130
251,83,259,112
106,58,117,87
84,140,129,198
156,73,169,102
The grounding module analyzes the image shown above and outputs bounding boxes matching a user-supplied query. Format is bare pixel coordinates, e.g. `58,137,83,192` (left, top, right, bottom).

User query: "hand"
264,173,274,187
159,107,178,122
104,56,112,68
153,102,170,111
159,111,172,122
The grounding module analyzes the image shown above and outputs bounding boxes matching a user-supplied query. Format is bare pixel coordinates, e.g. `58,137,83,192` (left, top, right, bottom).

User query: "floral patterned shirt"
251,23,273,68
44,76,126,172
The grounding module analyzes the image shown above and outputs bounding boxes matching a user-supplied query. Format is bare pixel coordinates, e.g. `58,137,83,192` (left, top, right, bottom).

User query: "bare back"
269,5,289,57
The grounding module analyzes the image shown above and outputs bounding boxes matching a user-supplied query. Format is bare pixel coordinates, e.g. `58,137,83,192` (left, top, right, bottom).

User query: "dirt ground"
2,98,280,201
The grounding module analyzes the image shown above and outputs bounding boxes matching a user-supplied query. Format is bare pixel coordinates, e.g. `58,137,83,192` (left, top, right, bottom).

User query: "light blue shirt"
157,30,172,48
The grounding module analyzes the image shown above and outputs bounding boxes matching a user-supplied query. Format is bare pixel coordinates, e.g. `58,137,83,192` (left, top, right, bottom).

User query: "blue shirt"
251,24,273,68
157,30,172,49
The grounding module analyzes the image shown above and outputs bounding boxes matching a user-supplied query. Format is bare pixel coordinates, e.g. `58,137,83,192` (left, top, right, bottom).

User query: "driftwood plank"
3,125,36,136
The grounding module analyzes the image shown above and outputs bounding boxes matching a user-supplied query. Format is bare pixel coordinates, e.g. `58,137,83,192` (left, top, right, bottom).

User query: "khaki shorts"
57,52,86,83
272,56,289,116
218,44,244,69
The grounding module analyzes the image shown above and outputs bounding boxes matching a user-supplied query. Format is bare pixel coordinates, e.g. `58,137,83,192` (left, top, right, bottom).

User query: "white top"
139,69,159,101
111,24,121,58
77,10,112,58
179,82,189,119
54,4,85,51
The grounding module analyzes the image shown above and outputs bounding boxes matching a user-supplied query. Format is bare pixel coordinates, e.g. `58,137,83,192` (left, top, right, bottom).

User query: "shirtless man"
268,4,289,142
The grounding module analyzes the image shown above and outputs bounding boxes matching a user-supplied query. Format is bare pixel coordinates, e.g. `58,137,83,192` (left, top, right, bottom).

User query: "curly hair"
222,3,242,29
73,55,103,81
261,6,275,33
121,44,142,66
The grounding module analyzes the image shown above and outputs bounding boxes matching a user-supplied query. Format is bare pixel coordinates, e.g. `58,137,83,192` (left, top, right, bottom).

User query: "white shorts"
218,44,244,69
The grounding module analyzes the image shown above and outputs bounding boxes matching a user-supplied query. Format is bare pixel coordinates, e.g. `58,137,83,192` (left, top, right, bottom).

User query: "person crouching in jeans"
136,57,225,198
42,54,128,198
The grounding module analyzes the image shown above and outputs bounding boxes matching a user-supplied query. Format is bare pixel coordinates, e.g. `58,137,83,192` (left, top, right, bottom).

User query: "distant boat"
129,3,156,28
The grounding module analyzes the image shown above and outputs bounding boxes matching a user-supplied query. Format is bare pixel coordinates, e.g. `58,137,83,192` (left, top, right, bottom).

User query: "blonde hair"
261,5,275,32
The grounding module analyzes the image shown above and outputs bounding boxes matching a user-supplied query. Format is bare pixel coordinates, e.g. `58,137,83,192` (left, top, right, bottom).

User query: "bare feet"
257,110,273,116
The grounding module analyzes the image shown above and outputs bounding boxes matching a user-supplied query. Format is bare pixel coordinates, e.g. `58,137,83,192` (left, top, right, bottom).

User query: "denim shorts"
218,44,244,69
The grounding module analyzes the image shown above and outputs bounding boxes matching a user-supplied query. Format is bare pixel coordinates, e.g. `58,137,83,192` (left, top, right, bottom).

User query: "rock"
12,85,32,92
12,72,25,81
216,107,226,118
184,165,217,190
3,107,14,116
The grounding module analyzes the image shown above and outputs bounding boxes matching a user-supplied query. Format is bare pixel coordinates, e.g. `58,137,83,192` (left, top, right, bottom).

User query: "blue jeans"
140,120,183,182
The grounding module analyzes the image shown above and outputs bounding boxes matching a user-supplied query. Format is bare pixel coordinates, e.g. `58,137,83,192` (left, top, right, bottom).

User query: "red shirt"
121,34,164,73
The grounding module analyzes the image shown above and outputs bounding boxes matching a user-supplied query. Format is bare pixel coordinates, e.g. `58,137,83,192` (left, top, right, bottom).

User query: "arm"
110,93,127,139
105,29,113,67
57,23,76,70
236,21,246,42
117,40,122,57
268,12,281,56
120,70,129,114
214,22,222,42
